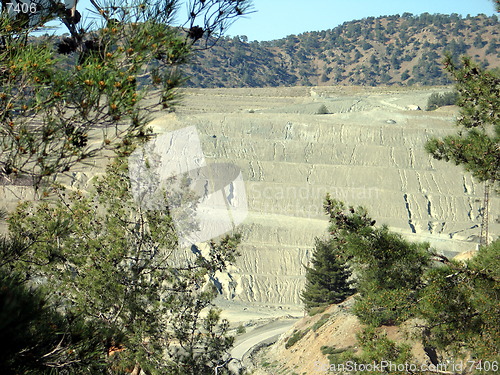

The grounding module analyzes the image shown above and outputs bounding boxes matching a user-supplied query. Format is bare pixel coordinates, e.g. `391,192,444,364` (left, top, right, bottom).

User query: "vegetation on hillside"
426,91,459,110
1,0,251,186
301,236,355,313
321,327,414,375
302,10,499,372
425,56,499,187
184,13,500,87
6,159,242,374
319,198,432,327
304,196,499,373
0,0,251,373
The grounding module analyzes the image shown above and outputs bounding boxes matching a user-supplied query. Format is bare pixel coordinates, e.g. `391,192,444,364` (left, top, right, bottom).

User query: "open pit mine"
2,86,498,313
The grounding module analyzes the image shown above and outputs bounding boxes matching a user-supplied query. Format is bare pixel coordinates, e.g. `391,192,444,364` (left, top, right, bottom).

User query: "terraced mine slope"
1,86,498,311
146,86,499,308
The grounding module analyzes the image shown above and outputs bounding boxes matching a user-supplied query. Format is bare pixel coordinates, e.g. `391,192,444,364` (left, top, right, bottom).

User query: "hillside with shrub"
184,13,500,87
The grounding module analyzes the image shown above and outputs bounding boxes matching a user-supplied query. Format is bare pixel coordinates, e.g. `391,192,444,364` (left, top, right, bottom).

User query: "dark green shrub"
316,104,329,114
308,305,329,316
321,198,431,327
426,91,459,110
312,314,331,331
285,329,309,349
352,288,417,326
320,346,357,367
321,346,349,356
301,236,355,313
356,327,413,366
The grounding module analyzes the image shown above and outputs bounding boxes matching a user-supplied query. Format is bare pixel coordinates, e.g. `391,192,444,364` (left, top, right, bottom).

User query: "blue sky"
49,0,498,40
226,0,498,41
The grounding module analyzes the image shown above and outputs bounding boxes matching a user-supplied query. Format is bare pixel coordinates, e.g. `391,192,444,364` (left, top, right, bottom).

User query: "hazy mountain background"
184,13,500,87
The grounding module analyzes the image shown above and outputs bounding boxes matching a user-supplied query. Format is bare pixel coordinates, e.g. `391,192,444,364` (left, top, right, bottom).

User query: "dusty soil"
150,85,498,309
1,86,497,319
248,297,430,375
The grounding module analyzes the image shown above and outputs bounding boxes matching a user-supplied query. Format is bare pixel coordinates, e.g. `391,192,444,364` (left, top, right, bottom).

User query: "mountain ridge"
184,13,500,87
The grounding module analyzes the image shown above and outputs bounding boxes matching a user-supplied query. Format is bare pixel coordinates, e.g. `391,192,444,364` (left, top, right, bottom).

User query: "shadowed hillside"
184,13,500,87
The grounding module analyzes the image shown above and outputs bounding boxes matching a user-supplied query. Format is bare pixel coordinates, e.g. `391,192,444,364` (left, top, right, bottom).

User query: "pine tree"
416,239,500,365
1,1,252,373
7,158,242,374
0,0,253,187
421,5,499,359
425,55,499,188
301,238,355,313
320,197,431,326
0,262,108,373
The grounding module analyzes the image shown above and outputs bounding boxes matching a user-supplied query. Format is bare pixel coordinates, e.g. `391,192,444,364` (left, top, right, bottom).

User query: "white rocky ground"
2,86,498,318
149,86,498,310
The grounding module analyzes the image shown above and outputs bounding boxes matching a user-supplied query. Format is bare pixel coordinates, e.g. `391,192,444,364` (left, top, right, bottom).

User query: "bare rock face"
149,86,498,307
2,86,497,309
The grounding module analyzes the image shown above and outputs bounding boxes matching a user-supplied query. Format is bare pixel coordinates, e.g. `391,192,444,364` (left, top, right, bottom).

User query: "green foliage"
285,329,309,349
1,8,182,185
307,305,329,316
418,240,500,363
316,104,329,114
320,328,413,375
1,2,251,373
411,52,449,85
320,197,499,363
474,35,487,48
317,190,499,366
320,345,352,356
346,227,430,291
419,266,480,351
311,314,331,332
321,197,430,325
447,55,500,130
6,158,241,373
425,56,499,185
301,237,355,313
0,266,108,373
0,0,252,186
352,288,417,327
362,41,373,51
314,7,500,365
354,327,413,374
485,37,499,55
320,345,357,367
444,39,471,59
318,32,500,365
182,13,499,87
426,91,459,110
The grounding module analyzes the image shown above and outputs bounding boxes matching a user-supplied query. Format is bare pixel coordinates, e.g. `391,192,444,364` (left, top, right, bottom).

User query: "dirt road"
229,318,298,372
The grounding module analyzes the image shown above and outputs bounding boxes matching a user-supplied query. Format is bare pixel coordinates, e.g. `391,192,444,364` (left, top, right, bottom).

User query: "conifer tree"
420,3,499,361
1,0,253,187
425,55,499,189
0,266,108,374
6,157,242,374
301,237,355,312
1,1,252,373
319,196,431,326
